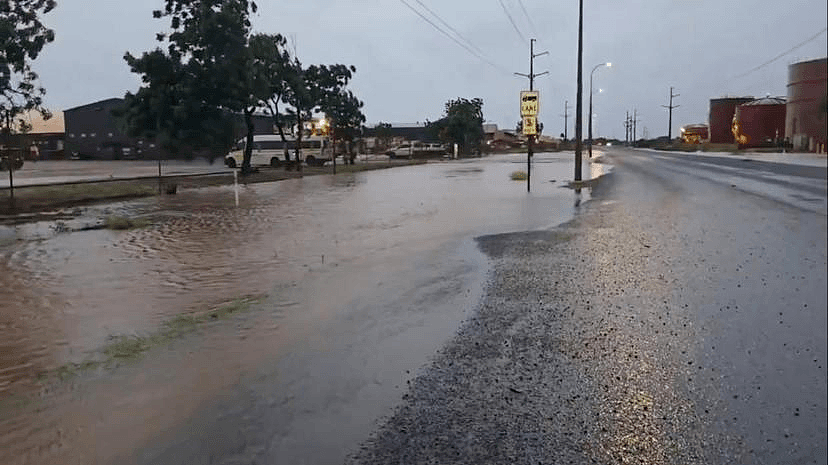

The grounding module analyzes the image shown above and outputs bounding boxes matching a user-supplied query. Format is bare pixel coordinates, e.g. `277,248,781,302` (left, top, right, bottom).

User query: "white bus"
224,134,333,168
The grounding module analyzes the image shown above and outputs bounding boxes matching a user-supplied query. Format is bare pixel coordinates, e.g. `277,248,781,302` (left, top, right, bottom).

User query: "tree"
322,89,365,165
1,0,56,204
374,122,392,151
430,98,484,156
283,63,356,170
248,33,295,163
122,0,258,170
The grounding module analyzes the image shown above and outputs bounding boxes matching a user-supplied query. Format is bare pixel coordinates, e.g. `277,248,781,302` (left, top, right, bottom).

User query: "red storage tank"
709,97,754,143
786,58,827,152
733,97,787,148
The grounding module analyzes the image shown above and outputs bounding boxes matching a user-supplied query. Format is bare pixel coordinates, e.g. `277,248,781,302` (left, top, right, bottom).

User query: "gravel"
346,171,748,464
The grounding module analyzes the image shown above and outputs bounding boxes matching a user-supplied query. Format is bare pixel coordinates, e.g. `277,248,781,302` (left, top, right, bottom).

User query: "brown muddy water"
0,153,606,464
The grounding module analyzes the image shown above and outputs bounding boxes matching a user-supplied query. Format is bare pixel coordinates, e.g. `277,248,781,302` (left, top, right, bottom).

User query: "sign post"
520,91,539,192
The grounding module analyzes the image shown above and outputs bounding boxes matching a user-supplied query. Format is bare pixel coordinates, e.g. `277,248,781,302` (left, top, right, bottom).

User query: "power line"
731,27,827,80
412,0,487,58
398,0,510,73
498,0,528,44
516,0,537,37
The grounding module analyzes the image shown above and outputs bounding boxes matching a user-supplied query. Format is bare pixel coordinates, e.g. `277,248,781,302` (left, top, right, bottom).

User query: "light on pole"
588,61,611,158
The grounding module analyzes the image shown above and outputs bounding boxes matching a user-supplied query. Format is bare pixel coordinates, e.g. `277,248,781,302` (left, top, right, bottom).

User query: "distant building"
709,97,753,144
64,97,275,160
5,110,65,160
786,57,827,152
680,124,709,144
483,123,520,150
732,97,786,148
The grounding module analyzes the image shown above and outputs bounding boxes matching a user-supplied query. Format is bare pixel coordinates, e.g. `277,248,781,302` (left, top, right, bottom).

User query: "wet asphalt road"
350,148,827,464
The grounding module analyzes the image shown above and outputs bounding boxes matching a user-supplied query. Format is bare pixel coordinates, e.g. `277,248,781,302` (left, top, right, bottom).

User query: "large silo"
786,58,827,152
709,97,753,143
733,97,787,148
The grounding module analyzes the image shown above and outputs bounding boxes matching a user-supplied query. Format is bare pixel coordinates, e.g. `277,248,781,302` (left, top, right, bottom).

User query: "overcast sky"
34,0,827,140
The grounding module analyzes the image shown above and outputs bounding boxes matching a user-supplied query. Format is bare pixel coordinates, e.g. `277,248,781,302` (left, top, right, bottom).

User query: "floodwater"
0,153,606,464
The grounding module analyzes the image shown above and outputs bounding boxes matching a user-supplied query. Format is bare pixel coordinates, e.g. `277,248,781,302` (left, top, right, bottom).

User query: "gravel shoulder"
346,153,822,463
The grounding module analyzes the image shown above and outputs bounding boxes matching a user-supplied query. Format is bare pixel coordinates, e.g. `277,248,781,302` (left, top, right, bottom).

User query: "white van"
224,135,332,168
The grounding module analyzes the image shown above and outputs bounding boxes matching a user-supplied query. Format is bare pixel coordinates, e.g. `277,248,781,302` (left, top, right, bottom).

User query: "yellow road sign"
520,91,539,116
522,115,537,135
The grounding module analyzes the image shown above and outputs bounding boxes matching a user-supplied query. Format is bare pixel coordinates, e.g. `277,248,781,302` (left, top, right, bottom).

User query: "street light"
588,61,611,158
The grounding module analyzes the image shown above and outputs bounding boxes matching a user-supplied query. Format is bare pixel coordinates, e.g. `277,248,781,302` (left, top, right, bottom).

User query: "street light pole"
588,62,610,158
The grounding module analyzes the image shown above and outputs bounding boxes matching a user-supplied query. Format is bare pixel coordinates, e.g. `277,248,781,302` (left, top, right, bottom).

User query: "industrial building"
709,97,753,144
732,97,787,148
786,57,827,153
64,98,275,160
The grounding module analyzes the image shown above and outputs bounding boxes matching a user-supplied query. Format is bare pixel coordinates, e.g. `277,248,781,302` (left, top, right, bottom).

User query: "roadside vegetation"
510,170,528,181
40,295,264,383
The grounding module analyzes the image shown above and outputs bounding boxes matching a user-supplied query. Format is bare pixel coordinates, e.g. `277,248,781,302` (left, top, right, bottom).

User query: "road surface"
350,147,827,464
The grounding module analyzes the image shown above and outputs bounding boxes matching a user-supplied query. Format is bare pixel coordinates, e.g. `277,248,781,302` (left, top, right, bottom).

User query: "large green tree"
122,0,258,169
429,97,484,156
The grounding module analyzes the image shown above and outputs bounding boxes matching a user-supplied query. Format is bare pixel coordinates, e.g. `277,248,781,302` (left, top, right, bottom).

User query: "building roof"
64,97,125,113
743,96,786,106
20,109,65,133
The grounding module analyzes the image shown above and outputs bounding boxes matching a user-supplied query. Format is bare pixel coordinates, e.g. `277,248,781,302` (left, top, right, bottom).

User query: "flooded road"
0,153,604,464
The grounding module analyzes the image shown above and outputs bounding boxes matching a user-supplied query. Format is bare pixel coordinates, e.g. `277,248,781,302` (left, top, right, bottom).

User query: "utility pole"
661,86,680,141
624,111,630,145
632,109,638,147
574,0,584,182
515,38,548,192
560,100,570,141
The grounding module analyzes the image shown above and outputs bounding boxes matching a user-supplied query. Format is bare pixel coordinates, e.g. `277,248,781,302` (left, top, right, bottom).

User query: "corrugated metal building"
732,97,787,148
786,57,827,152
709,97,753,143
64,98,276,160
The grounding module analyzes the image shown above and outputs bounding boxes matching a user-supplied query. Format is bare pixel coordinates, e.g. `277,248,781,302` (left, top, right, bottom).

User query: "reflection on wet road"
0,153,601,464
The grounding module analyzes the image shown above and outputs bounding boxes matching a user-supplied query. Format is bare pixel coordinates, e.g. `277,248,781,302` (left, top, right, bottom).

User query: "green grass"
38,295,263,382
510,170,528,181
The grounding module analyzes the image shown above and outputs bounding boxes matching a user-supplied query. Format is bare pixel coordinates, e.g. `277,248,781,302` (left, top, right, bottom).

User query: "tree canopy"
122,1,364,172
0,0,56,133
429,97,484,156
121,0,258,164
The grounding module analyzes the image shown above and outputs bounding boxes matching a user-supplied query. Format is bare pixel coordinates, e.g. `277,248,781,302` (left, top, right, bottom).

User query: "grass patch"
38,295,263,383
510,170,528,181
104,215,151,230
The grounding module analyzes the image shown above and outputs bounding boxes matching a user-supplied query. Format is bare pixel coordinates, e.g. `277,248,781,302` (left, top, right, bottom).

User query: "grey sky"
34,0,827,140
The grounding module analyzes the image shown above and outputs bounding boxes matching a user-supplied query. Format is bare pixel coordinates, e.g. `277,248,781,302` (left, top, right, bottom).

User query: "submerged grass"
510,170,528,181
40,295,264,382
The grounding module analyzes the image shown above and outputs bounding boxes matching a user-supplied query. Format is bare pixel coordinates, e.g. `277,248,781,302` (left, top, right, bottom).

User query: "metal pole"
588,70,593,158
528,39,534,192
574,0,583,182
234,168,239,206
